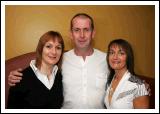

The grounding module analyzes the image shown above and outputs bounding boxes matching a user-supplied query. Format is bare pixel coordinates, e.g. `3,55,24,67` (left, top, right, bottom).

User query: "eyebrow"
45,42,61,46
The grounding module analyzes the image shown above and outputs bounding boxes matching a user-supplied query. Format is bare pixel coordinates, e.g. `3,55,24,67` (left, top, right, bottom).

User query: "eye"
72,28,80,32
56,46,62,50
84,28,91,32
108,51,114,55
118,50,126,55
46,45,52,48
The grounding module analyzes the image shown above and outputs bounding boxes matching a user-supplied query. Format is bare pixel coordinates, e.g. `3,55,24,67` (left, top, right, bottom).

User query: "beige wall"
5,5,155,78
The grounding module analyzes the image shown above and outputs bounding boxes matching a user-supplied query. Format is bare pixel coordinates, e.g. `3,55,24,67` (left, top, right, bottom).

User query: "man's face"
71,17,95,50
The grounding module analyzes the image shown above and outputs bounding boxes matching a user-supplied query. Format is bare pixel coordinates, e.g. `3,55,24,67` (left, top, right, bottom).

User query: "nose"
80,30,84,38
113,53,118,59
51,47,57,55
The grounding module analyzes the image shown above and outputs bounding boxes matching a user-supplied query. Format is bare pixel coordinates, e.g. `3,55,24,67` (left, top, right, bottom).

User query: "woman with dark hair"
104,39,149,109
7,31,64,109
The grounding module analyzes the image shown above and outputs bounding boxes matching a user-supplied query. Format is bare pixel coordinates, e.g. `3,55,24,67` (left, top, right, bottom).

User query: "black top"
7,66,63,109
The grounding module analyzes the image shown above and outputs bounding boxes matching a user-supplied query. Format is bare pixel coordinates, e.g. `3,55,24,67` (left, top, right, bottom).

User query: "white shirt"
104,70,149,109
30,60,58,90
62,49,108,109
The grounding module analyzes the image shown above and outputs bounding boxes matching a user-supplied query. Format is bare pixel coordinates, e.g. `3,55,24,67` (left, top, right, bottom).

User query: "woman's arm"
133,95,150,109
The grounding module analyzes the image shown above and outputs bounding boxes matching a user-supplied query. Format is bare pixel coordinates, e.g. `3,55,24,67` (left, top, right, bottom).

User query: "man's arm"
8,68,23,86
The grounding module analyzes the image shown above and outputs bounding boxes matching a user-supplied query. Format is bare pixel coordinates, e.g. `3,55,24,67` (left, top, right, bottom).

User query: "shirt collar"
30,60,58,76
30,60,58,90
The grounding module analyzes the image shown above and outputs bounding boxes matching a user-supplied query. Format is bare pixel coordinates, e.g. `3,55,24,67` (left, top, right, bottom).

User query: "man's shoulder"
63,49,76,59
94,48,106,56
63,49,73,56
63,48,107,57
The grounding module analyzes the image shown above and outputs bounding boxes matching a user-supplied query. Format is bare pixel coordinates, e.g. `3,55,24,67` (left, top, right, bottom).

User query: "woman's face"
108,44,127,71
41,38,62,66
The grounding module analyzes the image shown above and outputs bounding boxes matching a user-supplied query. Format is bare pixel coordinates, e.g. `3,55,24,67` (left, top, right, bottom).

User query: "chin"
48,61,58,65
111,66,119,70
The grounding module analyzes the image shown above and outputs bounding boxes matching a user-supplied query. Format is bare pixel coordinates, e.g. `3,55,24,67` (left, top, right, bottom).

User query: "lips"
78,39,86,42
112,61,120,64
48,56,56,59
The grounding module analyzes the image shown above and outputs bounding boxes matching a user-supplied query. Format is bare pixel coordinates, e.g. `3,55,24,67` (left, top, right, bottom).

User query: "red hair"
35,31,64,69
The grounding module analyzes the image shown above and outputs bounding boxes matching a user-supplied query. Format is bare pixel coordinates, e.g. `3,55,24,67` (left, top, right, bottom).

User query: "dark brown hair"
107,39,135,86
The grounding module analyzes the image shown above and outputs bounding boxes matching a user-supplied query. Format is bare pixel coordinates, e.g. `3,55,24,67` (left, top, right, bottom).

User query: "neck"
74,47,94,60
114,68,127,80
40,61,54,79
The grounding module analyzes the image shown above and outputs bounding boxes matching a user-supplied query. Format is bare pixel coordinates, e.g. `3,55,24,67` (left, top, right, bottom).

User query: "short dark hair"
70,13,94,31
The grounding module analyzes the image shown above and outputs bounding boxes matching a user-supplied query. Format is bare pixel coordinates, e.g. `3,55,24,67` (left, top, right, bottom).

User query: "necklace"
108,87,114,105
109,87,114,96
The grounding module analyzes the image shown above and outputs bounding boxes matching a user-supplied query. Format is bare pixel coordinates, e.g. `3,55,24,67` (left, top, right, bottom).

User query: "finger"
8,79,21,86
8,74,22,86
11,79,21,83
10,75,22,80
17,68,23,72
10,71,23,77
8,83,16,86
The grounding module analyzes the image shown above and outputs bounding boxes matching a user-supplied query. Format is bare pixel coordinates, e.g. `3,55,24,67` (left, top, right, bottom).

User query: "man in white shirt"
8,13,108,109
62,49,107,108
62,13,108,108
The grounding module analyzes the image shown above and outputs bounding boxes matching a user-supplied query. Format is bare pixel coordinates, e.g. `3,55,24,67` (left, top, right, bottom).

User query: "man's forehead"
72,19,91,28
73,16,91,23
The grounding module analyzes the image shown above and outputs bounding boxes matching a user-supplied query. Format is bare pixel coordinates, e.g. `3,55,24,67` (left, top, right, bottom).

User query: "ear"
91,29,96,39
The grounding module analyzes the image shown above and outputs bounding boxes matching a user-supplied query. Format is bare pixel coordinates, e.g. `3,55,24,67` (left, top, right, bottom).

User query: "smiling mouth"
48,56,56,59
78,41,86,45
112,61,120,64
79,39,86,42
